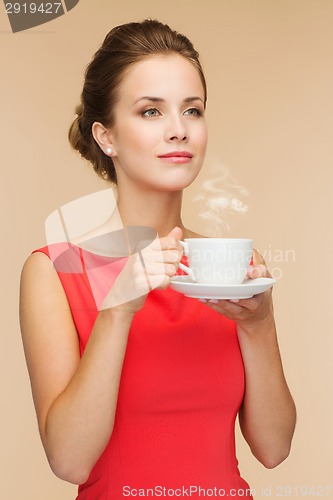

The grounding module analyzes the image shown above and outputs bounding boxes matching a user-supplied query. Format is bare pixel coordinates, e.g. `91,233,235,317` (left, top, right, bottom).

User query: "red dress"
32,243,253,499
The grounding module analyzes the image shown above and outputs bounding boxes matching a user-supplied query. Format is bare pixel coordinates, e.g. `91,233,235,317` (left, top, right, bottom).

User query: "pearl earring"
106,147,113,155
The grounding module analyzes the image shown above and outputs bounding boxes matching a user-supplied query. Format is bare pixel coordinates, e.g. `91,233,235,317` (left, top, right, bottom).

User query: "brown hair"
68,19,207,184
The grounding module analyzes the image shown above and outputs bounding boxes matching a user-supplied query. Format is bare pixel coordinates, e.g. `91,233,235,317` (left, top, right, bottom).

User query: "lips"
158,151,193,158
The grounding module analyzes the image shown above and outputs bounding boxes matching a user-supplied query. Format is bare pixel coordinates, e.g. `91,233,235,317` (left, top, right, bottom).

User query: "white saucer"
169,276,276,300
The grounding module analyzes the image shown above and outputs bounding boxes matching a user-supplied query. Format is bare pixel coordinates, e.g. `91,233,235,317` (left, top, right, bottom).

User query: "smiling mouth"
158,151,193,159
157,154,193,165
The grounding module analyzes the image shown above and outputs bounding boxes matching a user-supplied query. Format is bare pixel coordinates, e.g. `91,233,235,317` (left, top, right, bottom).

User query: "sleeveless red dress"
32,243,252,499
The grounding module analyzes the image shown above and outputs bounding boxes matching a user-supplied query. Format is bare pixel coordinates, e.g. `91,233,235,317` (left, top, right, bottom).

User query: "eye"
184,108,203,117
142,108,161,118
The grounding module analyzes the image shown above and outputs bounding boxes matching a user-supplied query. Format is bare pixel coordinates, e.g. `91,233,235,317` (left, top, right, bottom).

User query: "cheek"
115,131,140,157
122,124,157,153
116,140,155,173
194,118,207,138
196,125,208,152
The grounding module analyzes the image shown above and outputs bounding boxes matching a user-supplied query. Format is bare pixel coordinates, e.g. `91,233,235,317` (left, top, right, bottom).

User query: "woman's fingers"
140,235,183,279
247,264,269,279
252,248,266,265
247,249,272,279
139,259,178,277
141,248,181,264
197,248,275,328
101,231,183,310
199,287,273,325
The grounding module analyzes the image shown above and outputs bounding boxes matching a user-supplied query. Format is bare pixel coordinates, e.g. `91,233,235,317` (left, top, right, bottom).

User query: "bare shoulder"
20,251,73,312
20,251,80,432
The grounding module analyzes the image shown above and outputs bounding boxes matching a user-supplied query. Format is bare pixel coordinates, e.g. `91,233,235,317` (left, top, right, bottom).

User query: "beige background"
1,0,332,498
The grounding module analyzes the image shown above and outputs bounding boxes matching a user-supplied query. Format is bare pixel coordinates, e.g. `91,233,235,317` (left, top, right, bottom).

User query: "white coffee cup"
178,238,253,285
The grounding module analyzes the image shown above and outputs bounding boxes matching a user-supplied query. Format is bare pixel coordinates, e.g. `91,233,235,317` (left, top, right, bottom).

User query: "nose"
165,114,188,143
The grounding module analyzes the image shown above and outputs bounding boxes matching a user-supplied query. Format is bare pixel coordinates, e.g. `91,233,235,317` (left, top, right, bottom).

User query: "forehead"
119,55,205,102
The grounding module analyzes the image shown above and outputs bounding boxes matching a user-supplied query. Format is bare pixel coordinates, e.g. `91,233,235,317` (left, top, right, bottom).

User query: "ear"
92,122,117,156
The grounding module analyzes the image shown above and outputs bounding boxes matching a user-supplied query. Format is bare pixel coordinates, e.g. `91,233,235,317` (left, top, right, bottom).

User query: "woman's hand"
200,249,274,333
102,227,183,315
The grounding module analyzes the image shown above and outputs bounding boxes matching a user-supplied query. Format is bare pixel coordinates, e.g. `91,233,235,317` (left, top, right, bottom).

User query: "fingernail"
209,299,218,304
229,299,240,303
248,269,258,278
198,298,207,303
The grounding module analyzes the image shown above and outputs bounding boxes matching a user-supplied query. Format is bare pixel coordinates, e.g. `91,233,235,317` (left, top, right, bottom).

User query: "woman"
19,19,296,499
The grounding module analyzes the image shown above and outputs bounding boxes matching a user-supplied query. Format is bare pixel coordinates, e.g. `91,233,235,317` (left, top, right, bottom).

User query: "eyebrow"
134,96,205,106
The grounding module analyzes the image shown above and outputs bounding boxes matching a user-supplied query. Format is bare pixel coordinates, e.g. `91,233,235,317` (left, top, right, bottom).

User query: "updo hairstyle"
68,19,207,184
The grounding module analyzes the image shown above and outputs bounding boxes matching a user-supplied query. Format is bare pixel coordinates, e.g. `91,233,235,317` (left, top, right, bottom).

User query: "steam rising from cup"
193,163,249,236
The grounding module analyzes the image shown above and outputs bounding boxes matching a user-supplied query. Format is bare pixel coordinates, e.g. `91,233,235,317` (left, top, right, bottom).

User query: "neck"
114,182,185,238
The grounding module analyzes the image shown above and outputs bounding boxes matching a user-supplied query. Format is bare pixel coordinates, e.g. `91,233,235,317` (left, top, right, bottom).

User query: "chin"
156,178,196,192
162,170,201,191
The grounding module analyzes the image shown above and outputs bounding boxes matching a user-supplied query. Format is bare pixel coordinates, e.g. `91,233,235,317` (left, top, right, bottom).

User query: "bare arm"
20,252,135,484
19,228,183,485
237,312,296,468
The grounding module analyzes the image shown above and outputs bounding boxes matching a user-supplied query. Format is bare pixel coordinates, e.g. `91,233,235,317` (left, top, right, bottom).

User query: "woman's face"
108,54,208,192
